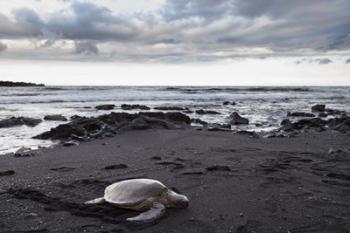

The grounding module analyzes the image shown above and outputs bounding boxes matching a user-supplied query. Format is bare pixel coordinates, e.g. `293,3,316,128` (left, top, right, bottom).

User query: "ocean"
0,86,349,155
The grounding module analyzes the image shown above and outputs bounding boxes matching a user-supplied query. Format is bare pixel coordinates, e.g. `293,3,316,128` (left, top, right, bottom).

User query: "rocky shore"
0,102,349,147
35,103,350,143
34,111,191,141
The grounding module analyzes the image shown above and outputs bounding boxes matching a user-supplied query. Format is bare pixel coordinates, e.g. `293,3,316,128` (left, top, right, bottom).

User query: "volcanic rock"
121,104,150,110
95,104,115,110
195,109,220,115
44,115,68,121
230,112,249,125
0,117,42,128
287,112,315,117
311,104,326,112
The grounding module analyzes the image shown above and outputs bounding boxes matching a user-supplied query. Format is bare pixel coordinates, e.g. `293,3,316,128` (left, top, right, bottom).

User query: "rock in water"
95,104,115,110
280,119,292,126
311,104,326,112
195,109,220,115
230,112,249,125
280,119,294,131
0,117,42,128
121,104,150,110
20,117,42,126
70,115,85,121
325,108,344,116
287,112,315,117
154,106,187,111
44,115,68,121
223,101,236,106
34,112,190,141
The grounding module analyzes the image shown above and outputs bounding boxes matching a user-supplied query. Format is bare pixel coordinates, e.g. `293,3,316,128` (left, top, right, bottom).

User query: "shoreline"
1,86,350,155
1,128,350,232
2,101,349,155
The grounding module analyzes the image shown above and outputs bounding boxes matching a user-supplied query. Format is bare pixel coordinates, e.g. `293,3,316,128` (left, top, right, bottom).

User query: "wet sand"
1,129,350,232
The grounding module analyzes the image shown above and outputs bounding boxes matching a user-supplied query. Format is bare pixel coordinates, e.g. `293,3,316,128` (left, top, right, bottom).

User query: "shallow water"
0,86,349,154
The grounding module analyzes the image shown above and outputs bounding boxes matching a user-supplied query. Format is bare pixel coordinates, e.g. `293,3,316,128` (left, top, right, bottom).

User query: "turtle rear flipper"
84,197,105,204
127,203,165,223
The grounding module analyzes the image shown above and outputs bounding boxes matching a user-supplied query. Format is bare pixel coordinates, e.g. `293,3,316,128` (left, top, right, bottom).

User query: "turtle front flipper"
84,197,106,204
127,203,165,223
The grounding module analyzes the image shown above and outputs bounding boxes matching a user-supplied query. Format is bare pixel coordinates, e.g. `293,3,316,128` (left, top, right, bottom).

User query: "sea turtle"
85,178,189,222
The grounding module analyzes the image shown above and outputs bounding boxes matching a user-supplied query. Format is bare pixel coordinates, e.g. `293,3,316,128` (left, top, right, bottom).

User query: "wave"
163,87,311,93
0,93,42,97
44,87,67,91
318,96,347,100
44,86,112,91
245,87,311,92
49,87,112,91
30,100,66,103
77,87,111,91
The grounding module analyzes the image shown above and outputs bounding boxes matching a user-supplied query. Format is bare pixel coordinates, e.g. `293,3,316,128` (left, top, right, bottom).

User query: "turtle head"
166,190,189,208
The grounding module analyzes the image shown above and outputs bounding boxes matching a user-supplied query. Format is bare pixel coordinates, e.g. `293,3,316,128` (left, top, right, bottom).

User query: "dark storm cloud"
46,1,138,41
220,0,350,50
14,8,43,27
0,7,46,39
0,1,138,41
0,12,42,39
0,0,349,61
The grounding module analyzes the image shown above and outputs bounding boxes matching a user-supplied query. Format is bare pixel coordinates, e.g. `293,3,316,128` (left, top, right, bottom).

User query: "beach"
0,86,350,232
1,0,350,232
1,128,350,232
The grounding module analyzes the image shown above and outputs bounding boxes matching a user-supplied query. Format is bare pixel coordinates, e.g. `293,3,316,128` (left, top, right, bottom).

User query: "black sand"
0,129,350,232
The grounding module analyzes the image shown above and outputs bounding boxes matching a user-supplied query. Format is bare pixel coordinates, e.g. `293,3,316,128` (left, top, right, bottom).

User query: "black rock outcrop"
0,117,42,128
34,112,191,141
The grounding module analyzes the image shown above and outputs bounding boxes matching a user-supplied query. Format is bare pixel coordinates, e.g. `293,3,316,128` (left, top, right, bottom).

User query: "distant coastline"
0,81,44,87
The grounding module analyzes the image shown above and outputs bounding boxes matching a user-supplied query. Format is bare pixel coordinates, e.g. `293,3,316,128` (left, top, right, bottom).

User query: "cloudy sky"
0,0,349,85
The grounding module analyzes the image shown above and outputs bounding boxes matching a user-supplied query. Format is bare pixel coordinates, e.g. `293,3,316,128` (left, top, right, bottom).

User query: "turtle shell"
104,179,168,206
